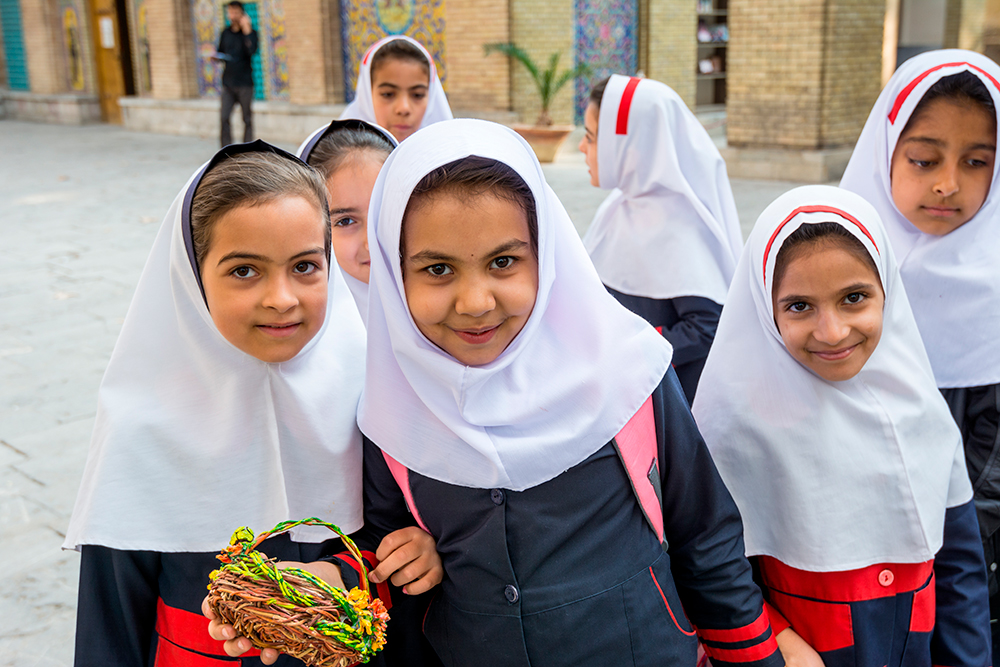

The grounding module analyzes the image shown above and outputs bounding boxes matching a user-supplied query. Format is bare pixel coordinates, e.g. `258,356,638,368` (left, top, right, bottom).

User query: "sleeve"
658,296,723,367
244,30,258,56
656,369,782,667
74,546,161,667
931,500,991,667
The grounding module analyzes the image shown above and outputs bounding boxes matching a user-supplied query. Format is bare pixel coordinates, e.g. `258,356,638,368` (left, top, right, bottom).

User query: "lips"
451,324,501,345
257,322,301,339
809,344,858,361
922,205,960,217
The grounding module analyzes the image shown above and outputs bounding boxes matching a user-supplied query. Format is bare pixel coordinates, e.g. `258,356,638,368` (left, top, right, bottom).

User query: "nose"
933,163,959,198
578,135,586,154
262,274,298,312
396,95,411,117
813,309,850,346
455,277,496,317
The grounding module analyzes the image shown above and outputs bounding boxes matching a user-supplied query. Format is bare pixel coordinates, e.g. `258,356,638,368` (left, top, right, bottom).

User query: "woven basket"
206,518,389,667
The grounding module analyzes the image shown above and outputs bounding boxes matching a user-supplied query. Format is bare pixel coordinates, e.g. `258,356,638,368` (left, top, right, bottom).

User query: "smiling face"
772,240,885,382
325,151,384,284
371,57,430,142
578,102,600,187
890,97,996,235
201,196,329,363
401,191,539,366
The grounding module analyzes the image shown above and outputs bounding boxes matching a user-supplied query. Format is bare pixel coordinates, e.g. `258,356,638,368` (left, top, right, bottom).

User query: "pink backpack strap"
612,396,665,546
381,451,431,534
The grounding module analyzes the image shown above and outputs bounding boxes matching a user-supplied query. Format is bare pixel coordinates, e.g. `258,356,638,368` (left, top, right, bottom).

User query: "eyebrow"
376,82,428,91
330,207,361,216
903,136,996,152
407,239,529,264
217,247,325,266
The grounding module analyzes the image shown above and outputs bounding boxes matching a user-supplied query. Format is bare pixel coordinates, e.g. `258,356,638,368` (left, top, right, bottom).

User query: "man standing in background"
214,1,258,146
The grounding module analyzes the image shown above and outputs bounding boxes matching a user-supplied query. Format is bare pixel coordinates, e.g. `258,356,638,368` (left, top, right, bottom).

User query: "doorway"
89,0,135,123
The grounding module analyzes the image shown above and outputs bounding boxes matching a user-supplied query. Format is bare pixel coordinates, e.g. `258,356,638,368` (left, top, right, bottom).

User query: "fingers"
370,527,443,594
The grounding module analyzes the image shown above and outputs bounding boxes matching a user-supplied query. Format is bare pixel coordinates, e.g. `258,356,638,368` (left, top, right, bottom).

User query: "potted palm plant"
485,43,590,163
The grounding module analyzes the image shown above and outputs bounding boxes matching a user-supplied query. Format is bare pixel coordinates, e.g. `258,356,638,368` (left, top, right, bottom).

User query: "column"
146,0,196,99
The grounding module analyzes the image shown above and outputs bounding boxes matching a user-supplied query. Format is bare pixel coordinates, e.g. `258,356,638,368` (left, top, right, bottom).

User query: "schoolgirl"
298,119,397,322
692,185,989,666
840,49,1000,640
65,141,437,667
579,75,742,403
340,35,452,143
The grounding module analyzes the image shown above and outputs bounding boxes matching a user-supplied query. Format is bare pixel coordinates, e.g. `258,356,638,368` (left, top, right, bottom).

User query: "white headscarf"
692,185,972,572
840,49,1000,388
64,142,367,552
340,35,453,134
582,75,742,304
357,119,673,491
297,119,399,325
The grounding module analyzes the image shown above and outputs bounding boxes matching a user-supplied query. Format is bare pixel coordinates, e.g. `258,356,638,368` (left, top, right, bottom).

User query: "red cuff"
696,608,780,664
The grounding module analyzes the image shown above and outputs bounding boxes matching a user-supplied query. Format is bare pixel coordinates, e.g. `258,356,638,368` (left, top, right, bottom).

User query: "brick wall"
445,0,509,111
286,0,341,105
647,0,695,108
943,0,962,48
146,0,196,99
728,0,882,150
21,0,66,94
510,0,574,125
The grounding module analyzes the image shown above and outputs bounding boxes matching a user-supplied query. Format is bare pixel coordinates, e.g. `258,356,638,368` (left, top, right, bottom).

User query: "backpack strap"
612,396,666,547
381,451,431,534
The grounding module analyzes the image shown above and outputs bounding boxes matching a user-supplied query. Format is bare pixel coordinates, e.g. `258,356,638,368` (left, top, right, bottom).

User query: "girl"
215,119,782,666
340,35,452,143
840,49,1000,643
298,118,397,322
65,141,439,667
580,75,742,403
692,185,990,666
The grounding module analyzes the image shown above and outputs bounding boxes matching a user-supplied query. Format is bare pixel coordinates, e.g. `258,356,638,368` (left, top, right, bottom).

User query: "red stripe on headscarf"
762,205,879,284
888,61,1000,124
615,77,642,135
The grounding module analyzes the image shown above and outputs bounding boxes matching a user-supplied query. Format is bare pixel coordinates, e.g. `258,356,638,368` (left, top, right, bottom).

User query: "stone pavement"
0,119,813,666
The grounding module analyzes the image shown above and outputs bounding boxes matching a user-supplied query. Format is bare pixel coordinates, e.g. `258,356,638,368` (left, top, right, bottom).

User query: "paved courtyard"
0,119,809,666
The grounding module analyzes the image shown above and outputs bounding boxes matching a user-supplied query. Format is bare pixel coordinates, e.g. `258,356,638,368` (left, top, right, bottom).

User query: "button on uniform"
878,569,894,587
504,584,519,604
491,489,505,506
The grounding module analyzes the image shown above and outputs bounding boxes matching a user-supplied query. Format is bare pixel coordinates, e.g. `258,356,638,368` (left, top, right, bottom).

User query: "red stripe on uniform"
762,205,879,284
909,572,936,633
155,598,260,658
759,556,934,602
616,77,642,135
335,550,392,610
649,567,697,636
153,635,236,667
696,607,770,643
889,62,1000,124
702,634,779,663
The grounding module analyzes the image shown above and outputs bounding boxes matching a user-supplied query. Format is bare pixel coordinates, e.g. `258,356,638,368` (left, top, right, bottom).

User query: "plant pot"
511,124,575,163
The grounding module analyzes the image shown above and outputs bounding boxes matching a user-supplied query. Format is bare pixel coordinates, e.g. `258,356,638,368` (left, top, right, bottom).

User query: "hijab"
357,119,673,491
692,185,972,571
583,74,742,304
340,35,453,134
64,142,367,552
297,119,399,324
840,49,1000,388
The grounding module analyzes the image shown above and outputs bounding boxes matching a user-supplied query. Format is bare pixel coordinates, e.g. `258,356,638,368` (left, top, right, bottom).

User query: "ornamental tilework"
190,0,288,100
340,0,447,103
58,0,86,91
573,0,638,122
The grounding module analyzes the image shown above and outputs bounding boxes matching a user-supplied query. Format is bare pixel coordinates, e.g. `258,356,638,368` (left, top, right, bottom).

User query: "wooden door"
89,0,128,123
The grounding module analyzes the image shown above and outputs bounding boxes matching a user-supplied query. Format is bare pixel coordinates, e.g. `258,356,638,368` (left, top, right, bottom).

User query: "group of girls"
63,34,998,667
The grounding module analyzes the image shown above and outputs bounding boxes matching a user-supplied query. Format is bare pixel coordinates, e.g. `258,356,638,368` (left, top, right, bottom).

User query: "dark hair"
306,125,394,181
904,71,996,134
401,156,539,261
226,1,244,12
772,222,879,297
191,152,331,273
588,76,610,109
371,39,430,80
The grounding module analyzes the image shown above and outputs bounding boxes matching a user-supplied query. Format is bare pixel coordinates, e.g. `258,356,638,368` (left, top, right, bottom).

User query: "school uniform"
296,118,398,325
63,143,376,667
692,186,991,666
583,75,742,402
355,119,782,667
841,50,1000,644
340,36,452,134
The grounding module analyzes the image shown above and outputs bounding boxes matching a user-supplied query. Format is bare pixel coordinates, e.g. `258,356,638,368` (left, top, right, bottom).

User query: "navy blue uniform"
359,369,781,667
605,288,722,404
757,501,990,667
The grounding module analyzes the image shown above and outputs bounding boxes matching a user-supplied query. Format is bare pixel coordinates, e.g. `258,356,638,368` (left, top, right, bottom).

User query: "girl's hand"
369,527,443,595
202,560,346,663
775,627,825,667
